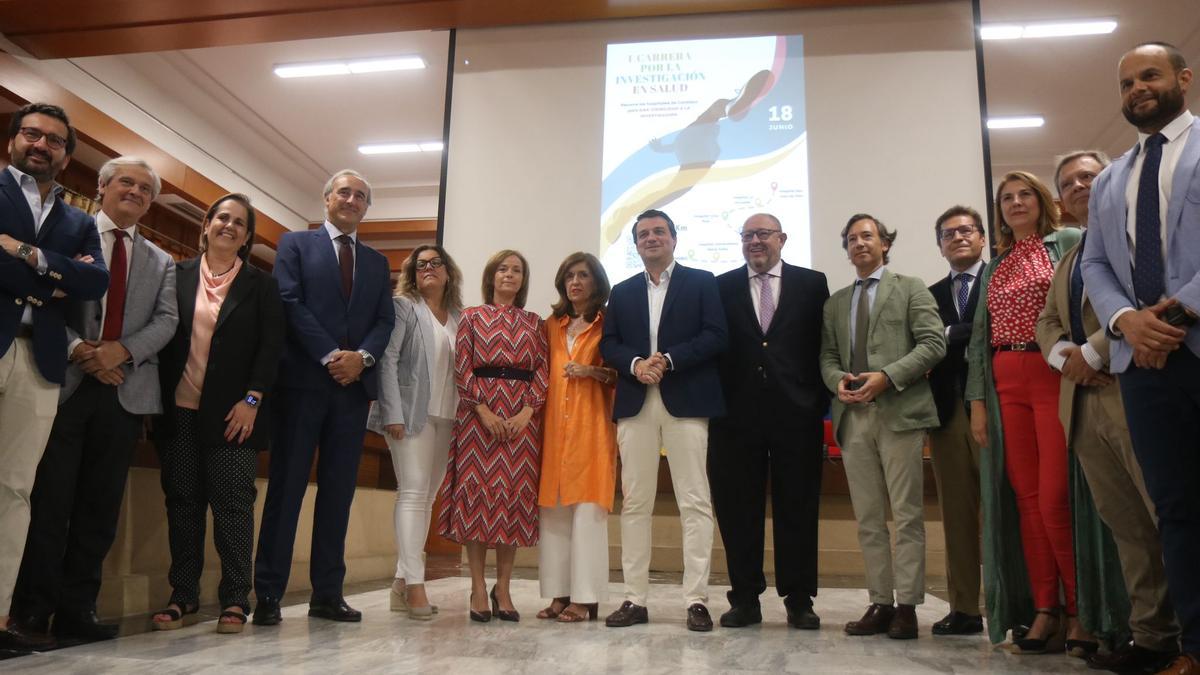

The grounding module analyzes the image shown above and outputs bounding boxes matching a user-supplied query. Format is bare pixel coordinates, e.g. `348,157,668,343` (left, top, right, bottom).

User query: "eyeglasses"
939,225,980,242
415,258,445,270
740,229,782,243
17,127,69,151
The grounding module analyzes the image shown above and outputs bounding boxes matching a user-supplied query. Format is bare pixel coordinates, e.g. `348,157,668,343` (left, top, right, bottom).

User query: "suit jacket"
366,295,460,436
818,269,946,446
927,267,981,427
714,262,830,420
1036,240,1126,441
600,262,728,420
273,229,395,399
156,257,285,450
62,229,178,415
0,170,109,384
1082,115,1200,372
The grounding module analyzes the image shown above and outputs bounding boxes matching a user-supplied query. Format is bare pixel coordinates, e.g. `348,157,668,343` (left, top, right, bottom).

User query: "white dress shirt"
747,259,783,319
422,301,459,420
944,259,984,339
7,165,58,325
320,220,359,365
1048,246,1105,373
67,210,136,355
630,260,676,375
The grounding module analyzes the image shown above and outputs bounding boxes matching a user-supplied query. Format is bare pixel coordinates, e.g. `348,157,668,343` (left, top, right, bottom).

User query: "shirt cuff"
1109,307,1136,337
35,251,48,275
68,337,83,359
630,357,641,376
320,349,339,366
944,326,951,340
1048,341,1072,371
1081,343,1104,371
663,353,674,371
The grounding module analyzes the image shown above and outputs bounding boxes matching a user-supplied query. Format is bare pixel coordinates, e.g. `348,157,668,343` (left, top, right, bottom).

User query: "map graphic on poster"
600,35,810,281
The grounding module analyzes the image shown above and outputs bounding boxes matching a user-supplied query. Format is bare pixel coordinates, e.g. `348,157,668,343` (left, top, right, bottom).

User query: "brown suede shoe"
845,603,895,636
1157,653,1200,675
887,604,919,639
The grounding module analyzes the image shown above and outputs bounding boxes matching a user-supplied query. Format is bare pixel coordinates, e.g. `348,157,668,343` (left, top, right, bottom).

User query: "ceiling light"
358,142,443,155
981,19,1117,40
987,116,1045,130
275,56,425,79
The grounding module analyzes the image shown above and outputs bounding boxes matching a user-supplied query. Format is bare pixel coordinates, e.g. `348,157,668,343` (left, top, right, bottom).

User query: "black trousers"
159,407,258,612
708,396,824,608
12,377,141,618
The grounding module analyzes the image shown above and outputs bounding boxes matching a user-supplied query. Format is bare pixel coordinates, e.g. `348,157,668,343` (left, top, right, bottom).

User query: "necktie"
851,278,874,375
757,273,775,333
101,229,127,341
955,271,973,320
1133,133,1167,307
1068,231,1088,345
337,234,354,301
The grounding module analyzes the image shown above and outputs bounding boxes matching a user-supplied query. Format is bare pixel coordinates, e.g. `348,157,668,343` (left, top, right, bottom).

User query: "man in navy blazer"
0,103,108,650
1081,42,1200,673
600,209,727,632
253,169,395,625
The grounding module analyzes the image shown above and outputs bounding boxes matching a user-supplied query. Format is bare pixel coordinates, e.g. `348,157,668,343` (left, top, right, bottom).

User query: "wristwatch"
244,393,261,408
16,243,34,261
357,349,375,368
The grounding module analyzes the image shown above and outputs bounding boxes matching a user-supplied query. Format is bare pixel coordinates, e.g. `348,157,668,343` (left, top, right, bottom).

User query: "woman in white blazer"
367,245,463,619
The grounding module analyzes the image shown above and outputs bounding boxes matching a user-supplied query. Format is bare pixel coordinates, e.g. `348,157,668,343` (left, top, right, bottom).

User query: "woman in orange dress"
536,252,618,623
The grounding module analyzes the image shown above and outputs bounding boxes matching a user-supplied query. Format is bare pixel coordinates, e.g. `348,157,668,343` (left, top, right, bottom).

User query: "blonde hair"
993,171,1060,253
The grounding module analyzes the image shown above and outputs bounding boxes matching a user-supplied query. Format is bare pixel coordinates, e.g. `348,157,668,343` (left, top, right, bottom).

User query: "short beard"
13,152,58,182
1123,83,1186,130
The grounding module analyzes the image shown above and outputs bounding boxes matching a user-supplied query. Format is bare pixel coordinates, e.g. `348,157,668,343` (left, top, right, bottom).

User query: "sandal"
537,596,570,620
557,603,598,623
151,602,199,631
1011,608,1063,655
216,608,247,634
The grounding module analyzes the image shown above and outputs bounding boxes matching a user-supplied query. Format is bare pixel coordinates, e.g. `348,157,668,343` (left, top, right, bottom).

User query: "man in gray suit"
9,157,177,642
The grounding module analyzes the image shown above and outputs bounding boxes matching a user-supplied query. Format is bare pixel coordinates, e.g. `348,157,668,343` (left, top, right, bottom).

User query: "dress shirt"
66,211,137,355
319,220,360,366
747,259,783,319
1048,240,1105,373
848,265,885,342
7,165,58,324
944,259,984,339
630,260,676,375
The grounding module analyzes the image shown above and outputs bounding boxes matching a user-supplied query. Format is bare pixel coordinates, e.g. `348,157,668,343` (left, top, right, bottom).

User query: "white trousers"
386,415,453,585
616,386,712,607
0,337,60,615
538,503,609,603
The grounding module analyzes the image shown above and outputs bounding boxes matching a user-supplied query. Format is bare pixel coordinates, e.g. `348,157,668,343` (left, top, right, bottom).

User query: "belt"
473,366,533,382
16,324,34,339
994,342,1040,352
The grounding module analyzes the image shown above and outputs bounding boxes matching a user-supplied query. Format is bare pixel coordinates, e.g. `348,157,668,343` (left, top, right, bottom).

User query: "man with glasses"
710,213,829,630
0,103,109,651
925,206,985,636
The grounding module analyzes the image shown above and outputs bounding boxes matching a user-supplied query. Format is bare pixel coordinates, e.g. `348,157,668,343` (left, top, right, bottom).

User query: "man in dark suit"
11,157,177,644
709,213,828,631
0,103,109,651
253,169,395,625
600,209,727,632
925,205,985,636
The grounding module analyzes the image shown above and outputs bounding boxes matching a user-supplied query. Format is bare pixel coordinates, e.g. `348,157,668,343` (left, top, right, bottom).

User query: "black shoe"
784,596,821,630
308,597,362,622
52,609,118,640
931,611,983,636
489,586,519,622
687,603,713,632
0,618,53,651
252,597,282,626
1087,640,1179,673
605,601,648,627
719,604,762,628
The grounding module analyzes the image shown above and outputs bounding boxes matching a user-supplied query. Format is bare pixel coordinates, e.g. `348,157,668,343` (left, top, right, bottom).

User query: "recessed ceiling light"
274,56,425,79
981,19,1117,40
987,116,1045,130
358,142,442,155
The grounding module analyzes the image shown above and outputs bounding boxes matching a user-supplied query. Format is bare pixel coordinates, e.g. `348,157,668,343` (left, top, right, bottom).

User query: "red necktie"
101,229,127,341
337,234,354,301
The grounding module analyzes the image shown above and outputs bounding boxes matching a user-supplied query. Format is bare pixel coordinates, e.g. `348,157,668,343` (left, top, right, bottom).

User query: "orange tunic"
537,312,617,511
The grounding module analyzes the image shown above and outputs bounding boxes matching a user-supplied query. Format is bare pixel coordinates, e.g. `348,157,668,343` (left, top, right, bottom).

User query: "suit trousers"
386,415,452,585
709,399,823,608
616,386,713,607
538,502,609,604
927,399,981,615
1118,348,1200,654
1072,384,1178,651
839,403,926,606
12,378,141,618
255,384,369,601
0,337,60,616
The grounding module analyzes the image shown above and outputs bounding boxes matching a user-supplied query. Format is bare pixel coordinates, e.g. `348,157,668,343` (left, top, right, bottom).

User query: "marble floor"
3,578,1089,674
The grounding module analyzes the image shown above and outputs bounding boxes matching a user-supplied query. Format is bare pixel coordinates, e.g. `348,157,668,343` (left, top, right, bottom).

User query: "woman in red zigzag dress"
438,249,548,623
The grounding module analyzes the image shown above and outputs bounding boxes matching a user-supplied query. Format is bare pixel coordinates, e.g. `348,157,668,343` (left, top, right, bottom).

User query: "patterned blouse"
987,234,1054,346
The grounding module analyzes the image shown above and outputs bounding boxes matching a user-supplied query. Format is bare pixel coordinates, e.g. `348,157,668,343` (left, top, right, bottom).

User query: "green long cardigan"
964,228,1130,645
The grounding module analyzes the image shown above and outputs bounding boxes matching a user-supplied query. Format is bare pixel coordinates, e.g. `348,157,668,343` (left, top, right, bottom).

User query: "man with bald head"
710,213,829,629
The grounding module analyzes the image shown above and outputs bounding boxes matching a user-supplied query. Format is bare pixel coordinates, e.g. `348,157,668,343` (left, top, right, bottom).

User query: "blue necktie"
1069,231,1088,345
1134,133,1167,307
955,272,972,320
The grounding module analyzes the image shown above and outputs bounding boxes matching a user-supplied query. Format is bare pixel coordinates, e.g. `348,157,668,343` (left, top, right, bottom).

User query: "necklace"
208,257,237,278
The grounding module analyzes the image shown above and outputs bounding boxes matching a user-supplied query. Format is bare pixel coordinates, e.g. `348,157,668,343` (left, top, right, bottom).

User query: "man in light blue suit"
1081,41,1199,674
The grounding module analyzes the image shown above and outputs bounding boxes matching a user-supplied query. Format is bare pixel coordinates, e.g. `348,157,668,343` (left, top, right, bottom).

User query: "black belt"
473,366,533,381
16,324,34,339
994,342,1040,352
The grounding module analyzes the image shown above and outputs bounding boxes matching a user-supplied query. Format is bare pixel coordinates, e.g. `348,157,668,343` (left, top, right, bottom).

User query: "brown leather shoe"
605,601,648,628
887,604,918,640
845,603,895,635
1157,653,1200,675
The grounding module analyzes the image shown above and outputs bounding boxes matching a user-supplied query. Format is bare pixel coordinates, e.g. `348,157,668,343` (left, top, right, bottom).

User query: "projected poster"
600,35,810,281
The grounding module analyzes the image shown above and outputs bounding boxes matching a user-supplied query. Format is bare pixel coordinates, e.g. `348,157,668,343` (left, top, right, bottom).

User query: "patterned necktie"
1134,133,1167,307
101,229,127,341
757,272,775,333
1069,231,1089,345
955,271,973,320
851,278,874,376
337,234,354,301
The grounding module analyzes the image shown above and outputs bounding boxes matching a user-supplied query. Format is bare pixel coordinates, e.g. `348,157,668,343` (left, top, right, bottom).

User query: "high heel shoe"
1063,612,1100,659
1011,608,1064,655
557,603,599,623
469,589,492,623
389,579,407,612
490,586,520,622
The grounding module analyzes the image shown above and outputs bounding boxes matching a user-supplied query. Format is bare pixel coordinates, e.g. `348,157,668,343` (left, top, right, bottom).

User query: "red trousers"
992,350,1076,613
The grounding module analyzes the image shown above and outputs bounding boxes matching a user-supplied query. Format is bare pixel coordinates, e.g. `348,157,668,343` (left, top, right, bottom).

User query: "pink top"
175,255,243,410
987,234,1054,346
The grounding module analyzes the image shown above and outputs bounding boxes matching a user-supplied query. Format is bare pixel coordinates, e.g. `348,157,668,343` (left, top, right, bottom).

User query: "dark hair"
993,171,1060,253
1052,150,1111,195
934,205,984,246
840,213,897,264
199,193,257,261
481,249,531,308
551,252,611,322
1132,41,1189,72
8,102,77,155
631,209,677,243
397,244,463,311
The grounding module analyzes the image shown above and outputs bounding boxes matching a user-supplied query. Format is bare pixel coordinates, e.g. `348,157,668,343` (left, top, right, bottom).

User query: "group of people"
0,39,1197,675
